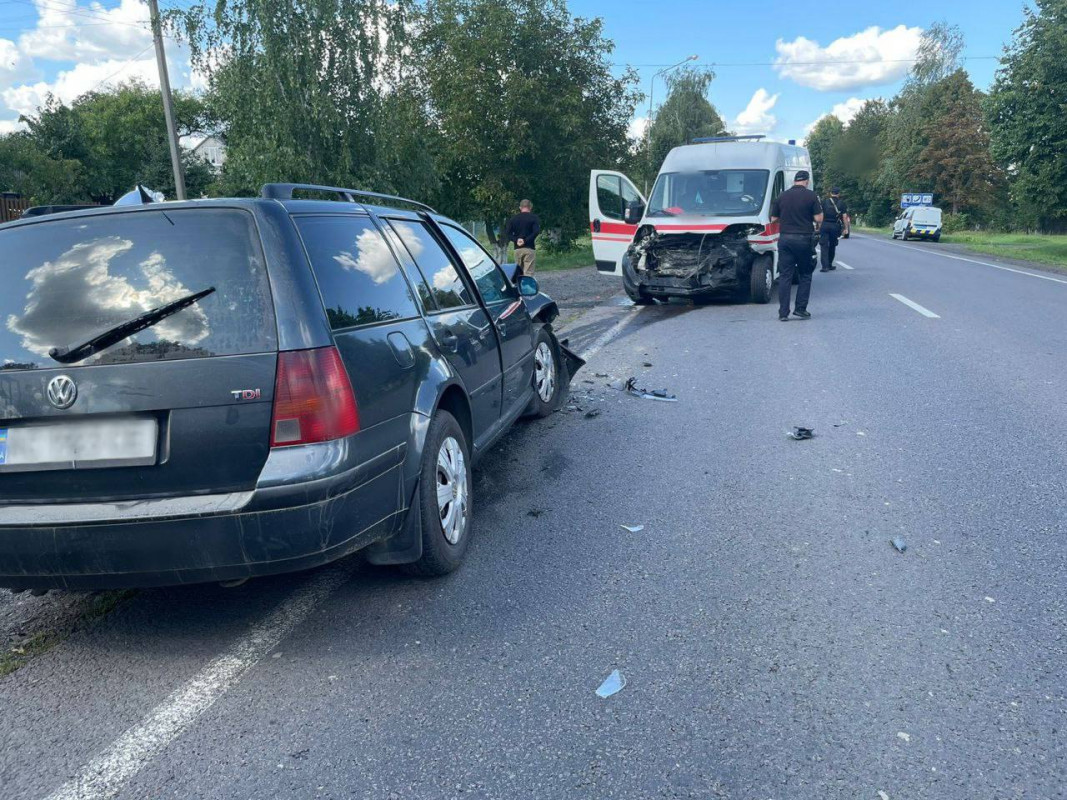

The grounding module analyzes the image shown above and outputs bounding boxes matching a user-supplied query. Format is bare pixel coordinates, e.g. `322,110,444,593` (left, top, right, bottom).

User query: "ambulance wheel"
749,255,773,304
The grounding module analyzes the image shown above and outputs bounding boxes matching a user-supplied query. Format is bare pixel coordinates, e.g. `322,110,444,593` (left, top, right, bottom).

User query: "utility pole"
640,54,699,194
148,0,186,200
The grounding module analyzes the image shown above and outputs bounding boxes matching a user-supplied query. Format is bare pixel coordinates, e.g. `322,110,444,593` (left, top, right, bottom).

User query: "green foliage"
987,0,1067,232
1,82,213,204
416,0,640,247
828,100,893,226
640,68,726,188
173,0,430,199
804,115,844,193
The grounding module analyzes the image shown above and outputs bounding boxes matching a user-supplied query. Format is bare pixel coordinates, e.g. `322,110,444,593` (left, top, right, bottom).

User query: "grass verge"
481,235,595,273
856,227,1067,272
0,589,135,677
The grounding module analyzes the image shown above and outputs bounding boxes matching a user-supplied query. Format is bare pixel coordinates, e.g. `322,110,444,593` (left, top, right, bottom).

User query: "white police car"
893,206,943,242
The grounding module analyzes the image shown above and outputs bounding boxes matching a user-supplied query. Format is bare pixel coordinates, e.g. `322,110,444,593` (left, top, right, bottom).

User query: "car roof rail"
260,183,437,214
691,135,767,144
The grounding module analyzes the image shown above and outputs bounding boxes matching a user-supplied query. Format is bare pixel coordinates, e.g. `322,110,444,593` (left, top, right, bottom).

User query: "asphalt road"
2,234,1065,800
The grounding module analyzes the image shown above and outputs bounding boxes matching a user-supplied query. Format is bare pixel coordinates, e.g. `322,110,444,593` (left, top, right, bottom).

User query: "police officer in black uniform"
819,187,850,271
770,170,823,321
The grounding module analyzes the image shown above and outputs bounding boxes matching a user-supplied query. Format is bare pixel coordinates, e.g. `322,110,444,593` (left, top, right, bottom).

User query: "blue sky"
0,0,1029,139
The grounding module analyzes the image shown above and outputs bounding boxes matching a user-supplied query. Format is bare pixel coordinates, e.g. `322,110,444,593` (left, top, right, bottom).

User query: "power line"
613,56,1000,68
82,42,156,94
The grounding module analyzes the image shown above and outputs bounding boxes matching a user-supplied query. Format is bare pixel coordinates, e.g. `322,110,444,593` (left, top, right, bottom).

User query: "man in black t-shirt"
770,170,823,321
819,188,850,272
504,199,541,276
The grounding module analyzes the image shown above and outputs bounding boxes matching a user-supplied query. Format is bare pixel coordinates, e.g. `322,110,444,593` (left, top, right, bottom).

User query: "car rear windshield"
0,208,276,372
913,208,942,223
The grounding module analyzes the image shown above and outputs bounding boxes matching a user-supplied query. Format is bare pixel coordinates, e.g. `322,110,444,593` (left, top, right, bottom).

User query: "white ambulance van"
589,136,812,304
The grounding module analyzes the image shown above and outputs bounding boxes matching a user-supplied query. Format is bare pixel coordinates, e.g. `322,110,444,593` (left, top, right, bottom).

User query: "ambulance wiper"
48,286,216,364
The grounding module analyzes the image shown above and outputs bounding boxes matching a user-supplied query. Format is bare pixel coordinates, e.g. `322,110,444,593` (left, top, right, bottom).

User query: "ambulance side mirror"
624,200,645,225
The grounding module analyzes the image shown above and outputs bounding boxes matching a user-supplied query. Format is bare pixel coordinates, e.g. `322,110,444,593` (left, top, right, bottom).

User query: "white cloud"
628,116,649,141
802,96,876,138
17,0,152,64
732,88,778,135
774,25,922,91
2,56,161,118
0,118,23,134
1,37,39,91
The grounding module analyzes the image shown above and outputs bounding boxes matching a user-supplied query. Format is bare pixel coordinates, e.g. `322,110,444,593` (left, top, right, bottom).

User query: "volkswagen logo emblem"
47,375,78,410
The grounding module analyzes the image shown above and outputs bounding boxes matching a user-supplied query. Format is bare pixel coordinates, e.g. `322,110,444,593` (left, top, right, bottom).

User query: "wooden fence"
0,195,30,223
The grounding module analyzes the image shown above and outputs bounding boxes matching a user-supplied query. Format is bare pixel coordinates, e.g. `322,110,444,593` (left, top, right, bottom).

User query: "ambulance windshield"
647,170,769,218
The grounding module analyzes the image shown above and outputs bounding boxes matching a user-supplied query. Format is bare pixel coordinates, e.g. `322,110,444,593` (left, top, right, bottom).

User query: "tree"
878,23,966,210
642,68,727,188
4,82,214,204
805,115,844,194
416,0,640,253
172,0,429,198
915,72,1000,215
831,100,893,225
988,0,1067,231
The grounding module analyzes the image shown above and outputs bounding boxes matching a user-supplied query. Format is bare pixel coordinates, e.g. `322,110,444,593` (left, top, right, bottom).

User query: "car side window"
440,225,519,305
596,174,624,220
387,219,476,310
771,171,785,202
294,215,419,330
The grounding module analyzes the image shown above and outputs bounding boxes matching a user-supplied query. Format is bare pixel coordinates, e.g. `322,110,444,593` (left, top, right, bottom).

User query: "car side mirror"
518,275,539,297
624,200,645,225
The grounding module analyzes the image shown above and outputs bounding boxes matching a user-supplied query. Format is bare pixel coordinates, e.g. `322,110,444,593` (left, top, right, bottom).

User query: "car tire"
527,326,565,418
402,410,472,577
902,231,909,241
749,255,773,304
933,234,941,243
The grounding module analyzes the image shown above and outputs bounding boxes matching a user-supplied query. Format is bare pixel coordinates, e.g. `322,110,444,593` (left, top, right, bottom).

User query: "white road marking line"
836,261,855,270
890,293,941,318
45,565,352,800
856,234,1067,285
579,306,644,361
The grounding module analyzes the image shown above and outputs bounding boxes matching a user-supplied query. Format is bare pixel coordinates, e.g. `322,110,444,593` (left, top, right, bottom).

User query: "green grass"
0,589,135,677
479,235,595,272
856,227,1067,272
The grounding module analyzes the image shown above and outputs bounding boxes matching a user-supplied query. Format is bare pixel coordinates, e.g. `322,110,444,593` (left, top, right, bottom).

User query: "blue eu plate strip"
0,428,7,465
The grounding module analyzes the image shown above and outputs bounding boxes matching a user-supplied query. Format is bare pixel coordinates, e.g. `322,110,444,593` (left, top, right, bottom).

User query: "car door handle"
437,330,459,352
593,219,601,233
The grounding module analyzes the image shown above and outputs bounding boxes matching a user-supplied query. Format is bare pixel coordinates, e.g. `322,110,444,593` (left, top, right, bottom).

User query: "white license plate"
0,416,157,472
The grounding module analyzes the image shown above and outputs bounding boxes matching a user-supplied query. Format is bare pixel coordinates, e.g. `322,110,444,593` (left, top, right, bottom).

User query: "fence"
0,194,30,223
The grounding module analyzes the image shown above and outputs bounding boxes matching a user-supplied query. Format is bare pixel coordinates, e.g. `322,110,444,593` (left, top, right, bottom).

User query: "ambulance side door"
588,170,645,276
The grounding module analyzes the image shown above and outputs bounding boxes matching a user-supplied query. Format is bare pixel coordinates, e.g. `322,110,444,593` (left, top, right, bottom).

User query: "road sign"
901,193,934,208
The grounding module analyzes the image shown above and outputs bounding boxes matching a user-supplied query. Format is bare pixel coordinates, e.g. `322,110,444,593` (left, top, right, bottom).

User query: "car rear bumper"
0,440,407,590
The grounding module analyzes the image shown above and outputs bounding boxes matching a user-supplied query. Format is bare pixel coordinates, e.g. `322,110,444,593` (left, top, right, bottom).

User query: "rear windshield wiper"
48,286,216,365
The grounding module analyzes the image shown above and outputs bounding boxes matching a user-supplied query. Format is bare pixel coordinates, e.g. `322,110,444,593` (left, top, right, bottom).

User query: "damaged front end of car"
623,223,762,301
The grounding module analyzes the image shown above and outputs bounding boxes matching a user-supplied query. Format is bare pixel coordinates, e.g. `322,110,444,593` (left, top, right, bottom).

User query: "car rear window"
0,208,276,371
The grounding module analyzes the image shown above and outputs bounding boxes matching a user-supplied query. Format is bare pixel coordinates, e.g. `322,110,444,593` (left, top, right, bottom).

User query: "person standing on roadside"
818,187,850,272
504,199,541,276
770,170,823,321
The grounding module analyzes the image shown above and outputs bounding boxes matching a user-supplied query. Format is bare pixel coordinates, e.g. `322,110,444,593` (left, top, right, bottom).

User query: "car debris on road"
595,669,626,698
624,377,677,402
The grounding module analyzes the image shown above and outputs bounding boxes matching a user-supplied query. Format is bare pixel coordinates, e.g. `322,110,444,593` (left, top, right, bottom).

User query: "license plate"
0,416,157,473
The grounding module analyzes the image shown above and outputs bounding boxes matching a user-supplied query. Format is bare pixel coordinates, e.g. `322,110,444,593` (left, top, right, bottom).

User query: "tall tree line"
808,6,1067,233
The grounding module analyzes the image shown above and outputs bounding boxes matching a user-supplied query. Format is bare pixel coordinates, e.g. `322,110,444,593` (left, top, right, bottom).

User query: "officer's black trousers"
820,222,841,269
778,234,816,316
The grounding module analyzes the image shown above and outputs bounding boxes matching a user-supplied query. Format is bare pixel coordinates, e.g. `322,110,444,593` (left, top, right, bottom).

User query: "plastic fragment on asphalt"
624,377,677,402
857,431,867,436
643,361,653,367
787,427,814,440
878,792,890,800
620,524,644,532
897,731,911,743
585,409,601,419
985,596,996,603
891,537,907,553
596,669,626,698
527,509,545,518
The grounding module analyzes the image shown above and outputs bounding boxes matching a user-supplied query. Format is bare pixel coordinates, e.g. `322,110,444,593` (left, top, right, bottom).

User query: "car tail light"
270,347,359,447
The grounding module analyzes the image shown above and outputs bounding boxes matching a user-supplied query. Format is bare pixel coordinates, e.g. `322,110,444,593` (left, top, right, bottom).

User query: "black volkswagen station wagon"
0,184,582,589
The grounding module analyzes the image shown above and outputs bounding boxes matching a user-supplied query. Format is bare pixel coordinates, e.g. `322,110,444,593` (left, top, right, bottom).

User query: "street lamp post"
645,54,697,193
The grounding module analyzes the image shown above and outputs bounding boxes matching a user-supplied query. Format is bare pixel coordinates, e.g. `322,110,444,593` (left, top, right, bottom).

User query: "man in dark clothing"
769,170,823,321
503,199,541,275
818,187,850,272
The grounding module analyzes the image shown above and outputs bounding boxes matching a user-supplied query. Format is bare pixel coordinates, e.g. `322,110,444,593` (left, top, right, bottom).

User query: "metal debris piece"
643,361,653,367
891,537,907,553
620,524,644,533
527,509,545,518
596,669,626,698
624,377,677,402
584,409,601,419
787,427,815,440
594,372,609,378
